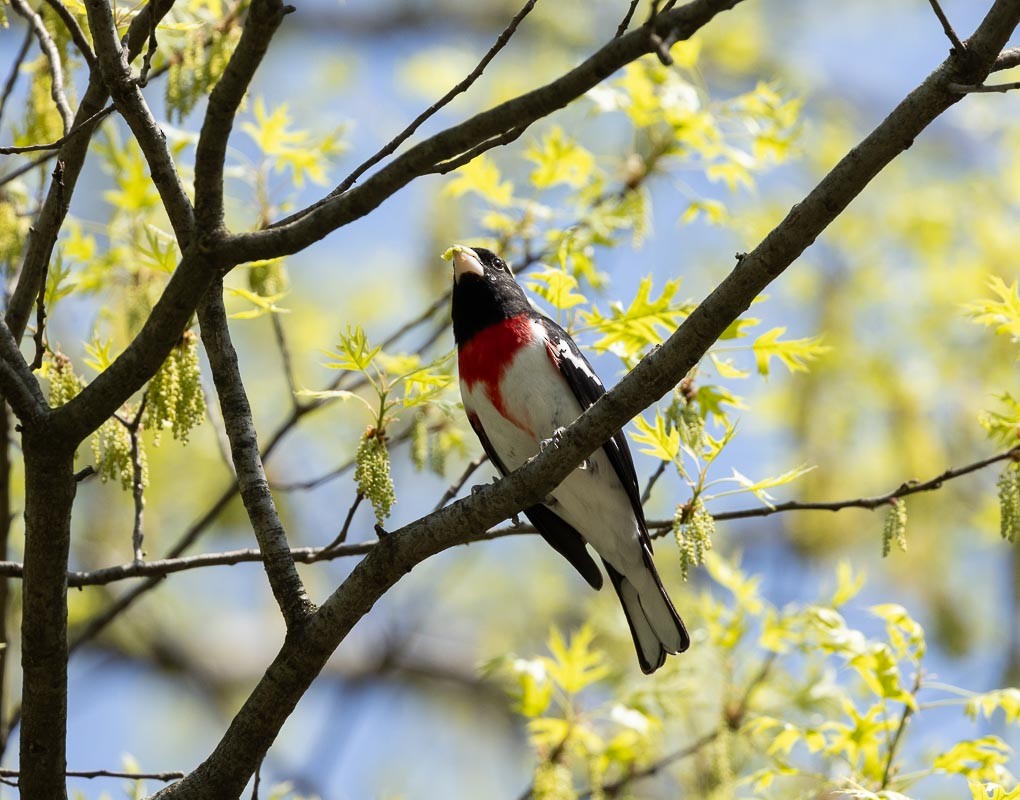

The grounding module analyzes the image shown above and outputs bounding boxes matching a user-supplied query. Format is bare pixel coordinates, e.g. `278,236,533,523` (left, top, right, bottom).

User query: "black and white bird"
448,244,689,673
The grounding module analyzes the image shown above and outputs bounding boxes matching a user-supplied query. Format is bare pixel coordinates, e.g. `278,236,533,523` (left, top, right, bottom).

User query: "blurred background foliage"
0,0,1019,797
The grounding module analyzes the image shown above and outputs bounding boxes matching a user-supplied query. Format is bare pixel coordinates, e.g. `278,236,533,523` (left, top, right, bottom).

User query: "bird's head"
445,245,530,345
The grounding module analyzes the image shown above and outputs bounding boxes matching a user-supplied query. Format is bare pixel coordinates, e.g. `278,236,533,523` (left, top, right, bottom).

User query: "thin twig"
326,493,363,549
126,395,148,561
641,460,668,505
926,0,966,53
251,760,262,800
949,79,1020,92
0,153,51,188
9,0,75,133
0,768,184,781
880,669,924,789
270,314,299,405
615,0,641,37
41,0,97,68
314,0,540,204
0,104,116,155
0,25,34,130
432,456,488,513
427,124,528,175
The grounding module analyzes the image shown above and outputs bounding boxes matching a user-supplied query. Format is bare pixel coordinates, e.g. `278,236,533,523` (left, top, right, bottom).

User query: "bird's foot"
539,427,592,470
538,427,567,452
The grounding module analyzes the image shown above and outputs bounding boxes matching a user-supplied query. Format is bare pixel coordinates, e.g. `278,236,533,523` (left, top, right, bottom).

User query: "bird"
447,244,689,673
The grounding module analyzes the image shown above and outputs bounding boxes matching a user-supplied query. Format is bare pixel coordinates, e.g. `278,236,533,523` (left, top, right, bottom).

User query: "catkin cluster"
355,432,396,525
92,408,147,491
998,463,1020,544
674,497,715,580
144,331,205,446
881,499,908,556
46,352,85,407
679,400,706,450
532,762,575,800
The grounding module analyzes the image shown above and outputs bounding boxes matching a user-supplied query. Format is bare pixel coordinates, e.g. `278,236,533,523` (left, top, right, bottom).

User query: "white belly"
460,320,643,572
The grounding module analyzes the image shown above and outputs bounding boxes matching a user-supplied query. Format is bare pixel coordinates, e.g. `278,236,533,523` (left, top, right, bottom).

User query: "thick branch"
193,0,292,232
41,0,97,69
0,322,47,423
197,281,315,627
152,5,1020,795
226,0,746,262
83,0,195,244
19,436,76,799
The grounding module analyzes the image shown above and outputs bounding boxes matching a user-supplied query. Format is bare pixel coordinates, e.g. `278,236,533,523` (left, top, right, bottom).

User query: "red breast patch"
459,313,534,419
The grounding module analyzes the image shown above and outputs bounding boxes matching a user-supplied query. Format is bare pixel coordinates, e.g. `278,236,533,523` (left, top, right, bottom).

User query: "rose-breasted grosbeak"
448,245,689,673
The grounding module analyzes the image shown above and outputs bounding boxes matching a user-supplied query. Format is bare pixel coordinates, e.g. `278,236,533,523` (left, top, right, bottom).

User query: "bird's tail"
604,556,689,674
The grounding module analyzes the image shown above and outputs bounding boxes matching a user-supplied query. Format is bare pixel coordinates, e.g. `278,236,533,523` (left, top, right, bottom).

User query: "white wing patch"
460,319,644,572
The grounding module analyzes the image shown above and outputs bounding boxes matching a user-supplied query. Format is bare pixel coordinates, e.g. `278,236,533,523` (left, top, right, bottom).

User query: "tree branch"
4,0,178,344
83,0,195,245
0,768,183,781
0,25,34,130
926,0,966,53
151,5,1020,793
198,280,315,627
225,0,746,264
9,0,75,134
0,104,115,155
323,0,540,200
0,321,47,423
41,0,97,69
193,0,293,233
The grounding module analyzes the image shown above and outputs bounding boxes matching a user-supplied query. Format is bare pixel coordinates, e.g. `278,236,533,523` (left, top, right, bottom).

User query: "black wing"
466,412,604,590
536,316,653,548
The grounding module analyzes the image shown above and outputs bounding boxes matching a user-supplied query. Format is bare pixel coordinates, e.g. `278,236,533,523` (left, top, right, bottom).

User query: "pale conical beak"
444,245,485,282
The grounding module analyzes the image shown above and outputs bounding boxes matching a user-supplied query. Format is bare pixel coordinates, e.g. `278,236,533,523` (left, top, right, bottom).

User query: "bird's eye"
492,259,505,271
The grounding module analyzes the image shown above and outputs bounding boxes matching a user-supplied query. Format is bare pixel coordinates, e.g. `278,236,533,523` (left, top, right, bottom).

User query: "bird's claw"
538,427,567,453
470,476,500,495
511,513,522,527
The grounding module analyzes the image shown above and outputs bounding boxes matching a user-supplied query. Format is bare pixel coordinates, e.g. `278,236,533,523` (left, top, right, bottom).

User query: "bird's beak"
443,245,485,283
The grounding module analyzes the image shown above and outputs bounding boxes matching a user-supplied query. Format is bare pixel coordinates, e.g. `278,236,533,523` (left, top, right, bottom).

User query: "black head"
449,246,531,345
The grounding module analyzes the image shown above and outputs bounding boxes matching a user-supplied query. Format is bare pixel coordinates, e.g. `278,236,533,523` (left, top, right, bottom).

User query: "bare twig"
0,768,184,781
124,396,148,561
41,0,97,68
0,25,34,130
9,0,75,133
326,493,363,549
641,460,668,505
432,456,488,513
0,105,115,155
427,124,528,175
949,79,1020,92
615,0,641,37
880,669,924,789
270,314,299,404
83,0,195,244
322,0,540,201
927,0,966,52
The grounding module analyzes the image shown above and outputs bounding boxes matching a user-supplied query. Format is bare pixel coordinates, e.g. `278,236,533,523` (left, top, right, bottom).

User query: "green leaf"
752,326,830,375
526,266,588,311
525,126,597,189
934,736,1012,781
831,560,865,607
964,276,1020,341
966,688,1020,726
226,286,290,319
630,412,680,462
545,625,609,694
579,277,693,364
324,325,381,373
443,154,514,206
